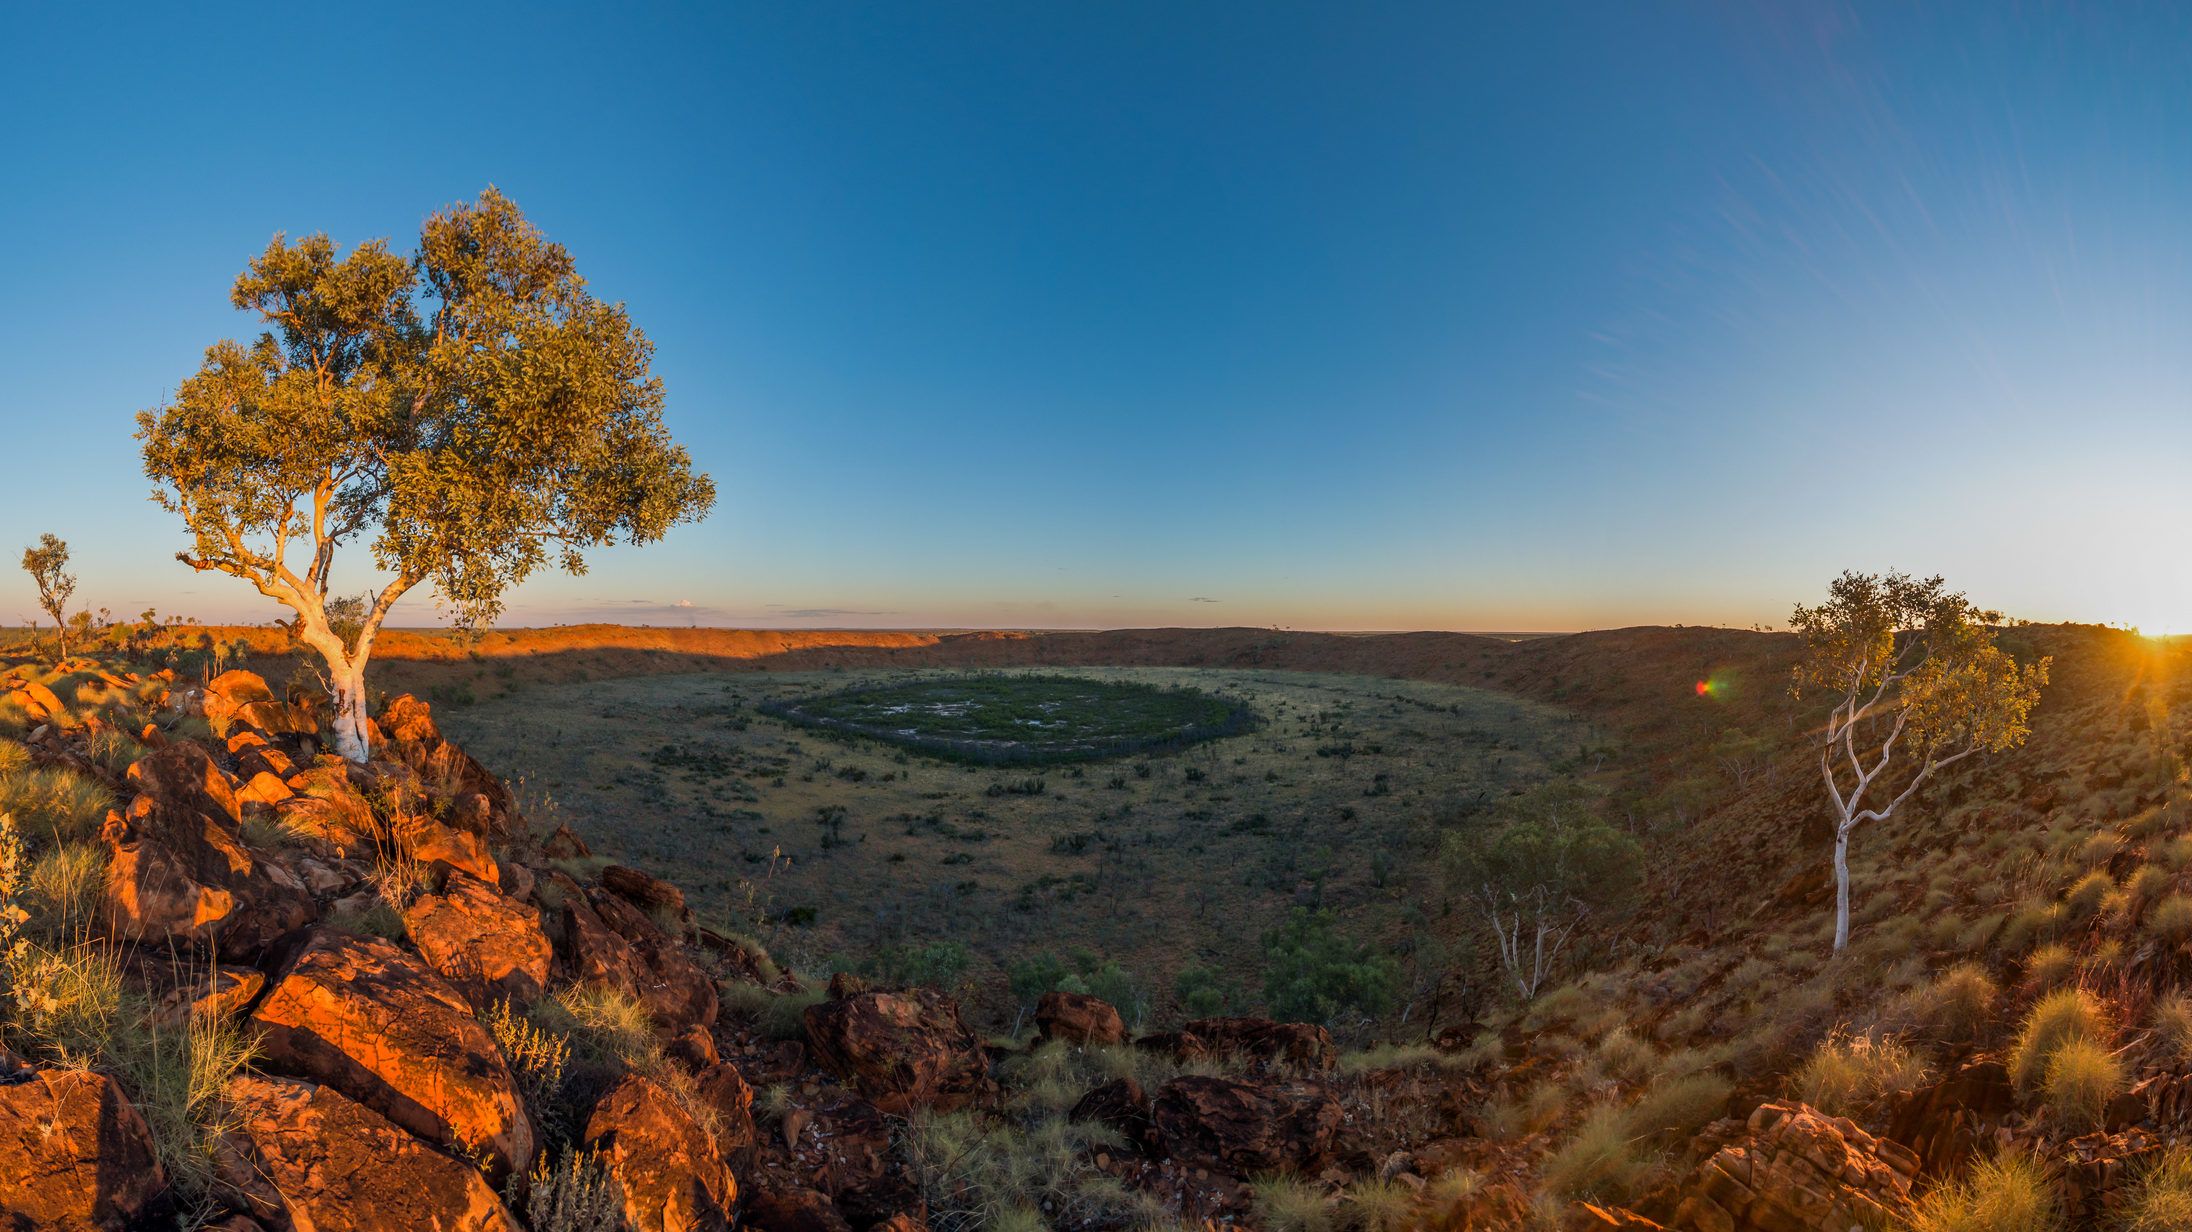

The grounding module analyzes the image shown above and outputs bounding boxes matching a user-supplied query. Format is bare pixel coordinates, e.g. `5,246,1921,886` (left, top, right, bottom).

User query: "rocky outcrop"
1037,990,1125,1046
1671,1101,1919,1232
1069,1076,1159,1155
394,812,501,885
0,1063,166,1230
784,1093,919,1227
251,928,535,1174
378,694,515,836
1183,1016,1337,1073
154,964,266,1027
402,870,552,1008
803,987,996,1114
743,1188,855,1232
219,1073,520,1232
581,1074,738,1232
1149,1075,1342,1176
602,863,690,926
561,887,718,1036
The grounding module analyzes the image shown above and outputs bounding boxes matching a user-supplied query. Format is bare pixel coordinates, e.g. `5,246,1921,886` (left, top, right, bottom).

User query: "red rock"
803,988,996,1114
542,822,592,858
395,812,500,885
1671,1101,1919,1232
1150,1075,1342,1176
1037,990,1126,1046
219,1073,520,1232
563,889,718,1036
1183,1016,1337,1073
582,1073,737,1232
693,1062,759,1171
787,1094,917,1227
402,870,553,1008
0,1065,167,1230
603,863,690,926
1069,1077,1159,1155
252,928,534,1174
154,964,265,1028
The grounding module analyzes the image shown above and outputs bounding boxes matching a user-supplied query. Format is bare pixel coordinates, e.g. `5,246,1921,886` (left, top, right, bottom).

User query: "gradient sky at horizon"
3,3,2189,634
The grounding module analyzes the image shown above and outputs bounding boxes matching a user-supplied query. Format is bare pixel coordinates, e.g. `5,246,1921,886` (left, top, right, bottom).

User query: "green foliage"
2146,894,2192,943
135,188,715,756
2118,1146,2192,1232
1174,962,1238,1018
1260,908,1398,1025
1905,1152,2061,1232
1922,963,1999,1042
2008,988,2109,1092
1441,783,1640,999
1789,570,2049,951
902,1109,1157,1232
1795,1031,1931,1119
2039,1036,2123,1130
863,941,971,991
0,765,113,845
20,533,77,657
1540,1102,1652,1201
23,842,105,940
1250,1174,1334,1232
2150,992,2192,1066
719,980,826,1041
488,1000,572,1140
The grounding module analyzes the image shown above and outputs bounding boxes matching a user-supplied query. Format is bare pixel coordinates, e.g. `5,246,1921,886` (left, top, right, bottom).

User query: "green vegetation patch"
763,673,1256,764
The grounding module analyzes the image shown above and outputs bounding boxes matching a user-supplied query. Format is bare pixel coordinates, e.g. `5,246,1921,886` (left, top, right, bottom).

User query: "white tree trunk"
1832,822,1852,953
328,659,370,763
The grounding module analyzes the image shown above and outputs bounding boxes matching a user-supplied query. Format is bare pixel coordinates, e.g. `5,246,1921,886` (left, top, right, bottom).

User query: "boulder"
803,988,996,1114
1036,991,1125,1046
9,679,67,723
251,928,534,1174
581,1073,737,1232
1182,1016,1337,1073
377,695,515,835
402,871,552,1008
1149,1075,1342,1176
562,889,718,1036
1068,1076,1159,1155
154,964,266,1027
276,765,377,849
602,863,690,926
395,813,500,886
0,1065,166,1230
100,742,297,946
1886,1059,2013,1178
219,1073,521,1232
693,1061,760,1172
542,823,592,858
1671,1101,1919,1232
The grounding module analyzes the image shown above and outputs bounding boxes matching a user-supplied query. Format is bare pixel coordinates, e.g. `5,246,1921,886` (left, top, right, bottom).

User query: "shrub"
2040,1036,2124,1130
1794,1031,1931,1119
1251,1174,1334,1232
2151,992,2192,1065
536,983,656,1068
2065,870,2115,919
23,842,105,940
0,765,112,844
1338,1177,1415,1232
123,1011,259,1205
2009,988,2110,1092
506,1147,624,1232
1539,1102,1651,1201
719,980,826,1041
2118,1146,2192,1232
488,1000,572,1140
1625,1072,1732,1144
1260,909,1399,1025
2022,943,2077,991
1923,964,1998,1042
2147,895,2192,943
1905,1151,2060,1232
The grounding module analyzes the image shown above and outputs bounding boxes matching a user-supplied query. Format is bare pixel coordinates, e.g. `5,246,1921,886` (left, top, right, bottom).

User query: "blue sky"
3,3,2189,632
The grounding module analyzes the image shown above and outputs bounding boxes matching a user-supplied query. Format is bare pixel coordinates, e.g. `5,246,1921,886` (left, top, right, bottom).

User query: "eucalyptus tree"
138,189,714,760
1791,571,2048,952
20,534,77,658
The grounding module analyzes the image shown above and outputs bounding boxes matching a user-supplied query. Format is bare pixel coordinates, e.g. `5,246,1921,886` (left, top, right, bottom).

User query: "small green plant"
488,999,572,1139
719,980,826,1041
2150,992,2192,1065
1904,1151,2061,1232
2146,894,2192,943
2039,1036,2123,1130
1250,1174,1334,1232
1922,963,1998,1042
0,766,112,844
2118,1146,2192,1232
1260,908,1399,1025
1539,1101,1651,1201
506,1147,624,1232
2008,988,2109,1092
2021,943,2077,990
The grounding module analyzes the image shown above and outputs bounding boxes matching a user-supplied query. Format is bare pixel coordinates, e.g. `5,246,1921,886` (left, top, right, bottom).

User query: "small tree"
137,189,715,760
1791,571,2049,953
1260,907,1399,1025
1443,789,1640,1001
20,534,77,659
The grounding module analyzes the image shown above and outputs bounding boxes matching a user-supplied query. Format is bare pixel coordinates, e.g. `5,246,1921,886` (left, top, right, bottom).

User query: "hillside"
0,623,2184,1231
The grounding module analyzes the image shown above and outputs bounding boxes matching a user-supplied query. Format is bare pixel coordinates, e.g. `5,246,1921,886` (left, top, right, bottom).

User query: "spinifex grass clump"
763,673,1257,765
